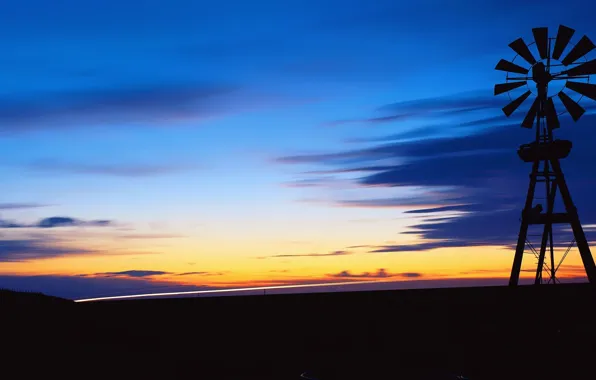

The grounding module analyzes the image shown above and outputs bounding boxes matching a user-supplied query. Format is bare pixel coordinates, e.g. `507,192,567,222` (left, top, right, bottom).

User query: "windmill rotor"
494,25,595,130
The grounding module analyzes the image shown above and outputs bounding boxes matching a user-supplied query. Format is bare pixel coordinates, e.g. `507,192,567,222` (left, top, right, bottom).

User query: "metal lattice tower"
494,25,596,285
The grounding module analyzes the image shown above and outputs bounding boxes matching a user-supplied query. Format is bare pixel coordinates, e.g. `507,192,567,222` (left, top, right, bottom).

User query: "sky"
1,0,596,300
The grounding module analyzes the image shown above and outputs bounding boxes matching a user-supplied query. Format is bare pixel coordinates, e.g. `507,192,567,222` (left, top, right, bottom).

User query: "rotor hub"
528,59,569,98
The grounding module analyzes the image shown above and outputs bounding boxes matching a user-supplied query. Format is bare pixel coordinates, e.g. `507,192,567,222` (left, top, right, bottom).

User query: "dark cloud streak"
0,203,52,210
26,160,198,177
0,216,113,229
328,268,422,278
0,239,97,262
0,83,236,133
92,270,170,278
260,250,352,259
278,89,596,252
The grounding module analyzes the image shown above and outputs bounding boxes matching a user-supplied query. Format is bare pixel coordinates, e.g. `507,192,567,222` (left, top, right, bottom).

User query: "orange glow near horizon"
1,239,589,296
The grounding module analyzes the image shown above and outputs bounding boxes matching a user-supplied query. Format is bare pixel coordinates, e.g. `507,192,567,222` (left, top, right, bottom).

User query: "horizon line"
73,279,386,303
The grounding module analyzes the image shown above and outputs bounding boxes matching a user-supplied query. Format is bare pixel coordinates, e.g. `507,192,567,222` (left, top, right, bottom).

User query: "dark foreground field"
3,284,596,380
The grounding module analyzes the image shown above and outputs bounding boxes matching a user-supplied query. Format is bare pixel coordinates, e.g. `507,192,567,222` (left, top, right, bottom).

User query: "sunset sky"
1,0,596,300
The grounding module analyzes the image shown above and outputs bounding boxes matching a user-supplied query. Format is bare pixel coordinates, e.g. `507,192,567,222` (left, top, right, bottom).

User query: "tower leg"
535,181,557,284
549,158,596,284
549,222,555,283
510,160,541,286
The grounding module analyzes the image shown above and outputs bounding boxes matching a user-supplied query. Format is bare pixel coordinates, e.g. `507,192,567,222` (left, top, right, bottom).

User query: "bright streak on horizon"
74,280,387,303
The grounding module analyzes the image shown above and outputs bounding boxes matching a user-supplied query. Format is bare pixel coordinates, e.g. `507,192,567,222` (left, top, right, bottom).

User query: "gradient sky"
1,0,596,299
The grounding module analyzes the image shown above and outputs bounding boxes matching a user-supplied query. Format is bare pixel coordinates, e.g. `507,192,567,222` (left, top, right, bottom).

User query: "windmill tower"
494,25,596,285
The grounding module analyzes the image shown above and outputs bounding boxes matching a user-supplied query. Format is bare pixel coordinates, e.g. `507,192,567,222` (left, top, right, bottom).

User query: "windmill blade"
494,81,527,95
564,59,596,77
495,59,529,74
502,90,531,117
509,38,537,65
561,35,596,65
532,27,549,59
558,91,586,121
522,97,540,128
545,98,560,130
552,25,575,60
566,81,596,101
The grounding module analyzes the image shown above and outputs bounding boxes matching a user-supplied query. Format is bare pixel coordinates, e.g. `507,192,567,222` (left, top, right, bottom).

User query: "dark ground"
2,284,595,380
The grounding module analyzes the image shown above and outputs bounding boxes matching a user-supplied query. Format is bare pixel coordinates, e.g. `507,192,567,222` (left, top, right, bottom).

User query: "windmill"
494,25,596,285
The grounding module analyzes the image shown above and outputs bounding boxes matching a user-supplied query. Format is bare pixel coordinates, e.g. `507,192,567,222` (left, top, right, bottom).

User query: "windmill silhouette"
494,25,596,285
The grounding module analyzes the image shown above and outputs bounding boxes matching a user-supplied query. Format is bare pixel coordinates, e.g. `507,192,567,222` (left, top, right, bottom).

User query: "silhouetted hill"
0,288,72,305
4,284,596,379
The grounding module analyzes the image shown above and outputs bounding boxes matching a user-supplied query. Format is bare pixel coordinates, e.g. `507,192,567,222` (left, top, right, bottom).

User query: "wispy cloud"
26,160,199,177
175,272,224,276
86,270,225,278
323,113,417,127
0,238,96,262
376,91,503,119
258,250,352,259
0,83,237,133
368,241,488,253
0,216,113,229
335,198,446,209
116,233,185,240
277,88,596,252
280,177,354,189
0,236,162,262
0,203,52,210
92,270,170,278
328,268,421,278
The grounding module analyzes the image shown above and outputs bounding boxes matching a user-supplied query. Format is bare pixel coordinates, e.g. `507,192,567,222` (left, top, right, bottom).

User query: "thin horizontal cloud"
0,238,97,262
403,205,473,214
116,233,185,240
280,177,354,189
175,272,225,276
92,270,170,278
457,269,507,275
281,179,327,188
369,241,489,253
275,145,396,166
84,270,224,279
259,250,352,259
322,91,504,132
26,160,199,177
334,189,466,209
344,126,446,144
0,216,113,229
323,113,417,127
377,91,503,118
0,203,52,210
217,277,368,288
326,91,538,136
304,165,398,175
0,237,162,263
336,198,442,209
328,268,422,279
0,83,237,133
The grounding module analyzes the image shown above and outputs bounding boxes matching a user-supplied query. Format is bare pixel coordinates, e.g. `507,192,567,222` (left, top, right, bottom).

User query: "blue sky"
1,0,596,299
